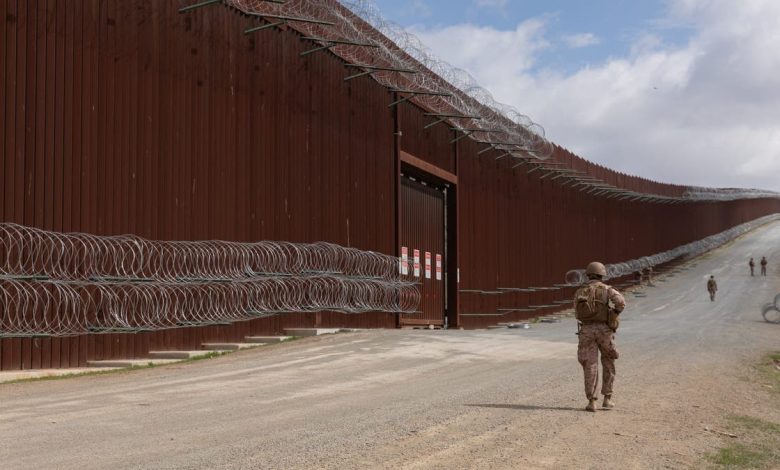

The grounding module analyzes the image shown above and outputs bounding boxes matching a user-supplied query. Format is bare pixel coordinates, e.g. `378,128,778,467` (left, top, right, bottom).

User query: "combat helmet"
585,261,606,278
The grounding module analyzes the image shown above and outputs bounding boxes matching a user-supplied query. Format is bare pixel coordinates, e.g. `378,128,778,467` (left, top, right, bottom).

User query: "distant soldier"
645,266,654,286
749,258,755,276
760,256,767,276
707,275,717,301
574,261,626,412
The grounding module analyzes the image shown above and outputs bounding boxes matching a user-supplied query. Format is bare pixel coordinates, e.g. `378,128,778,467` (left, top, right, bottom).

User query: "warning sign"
400,246,409,275
436,254,442,281
413,249,420,277
425,252,432,279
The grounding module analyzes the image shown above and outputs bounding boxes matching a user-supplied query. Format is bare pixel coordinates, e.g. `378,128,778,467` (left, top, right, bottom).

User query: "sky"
368,0,780,192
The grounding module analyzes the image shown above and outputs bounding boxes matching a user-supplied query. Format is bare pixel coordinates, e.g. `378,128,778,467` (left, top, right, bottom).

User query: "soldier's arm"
607,286,626,313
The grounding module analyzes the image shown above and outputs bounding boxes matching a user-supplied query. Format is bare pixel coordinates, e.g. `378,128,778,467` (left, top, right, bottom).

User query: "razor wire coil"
221,0,780,202
564,214,780,285
225,0,554,162
0,223,420,337
761,293,780,324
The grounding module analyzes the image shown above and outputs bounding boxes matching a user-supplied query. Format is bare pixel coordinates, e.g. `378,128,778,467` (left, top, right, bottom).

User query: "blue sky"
362,0,780,192
371,0,692,75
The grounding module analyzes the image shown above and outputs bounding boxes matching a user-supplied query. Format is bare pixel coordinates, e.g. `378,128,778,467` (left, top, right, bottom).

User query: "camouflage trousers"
578,323,619,400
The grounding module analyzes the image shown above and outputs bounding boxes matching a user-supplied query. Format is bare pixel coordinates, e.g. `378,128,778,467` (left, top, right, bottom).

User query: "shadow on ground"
465,404,581,412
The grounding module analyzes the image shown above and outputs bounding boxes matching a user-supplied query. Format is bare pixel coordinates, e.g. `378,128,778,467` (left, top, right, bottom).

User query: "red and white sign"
413,249,420,277
435,254,442,281
424,252,432,279
400,246,409,275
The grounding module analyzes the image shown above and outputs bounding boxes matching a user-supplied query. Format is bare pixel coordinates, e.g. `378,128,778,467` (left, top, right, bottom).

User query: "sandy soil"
1,223,779,470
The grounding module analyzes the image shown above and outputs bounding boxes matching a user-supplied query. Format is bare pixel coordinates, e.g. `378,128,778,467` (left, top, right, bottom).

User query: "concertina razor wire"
219,0,780,202
226,0,554,161
761,293,780,324
564,214,780,285
0,223,420,337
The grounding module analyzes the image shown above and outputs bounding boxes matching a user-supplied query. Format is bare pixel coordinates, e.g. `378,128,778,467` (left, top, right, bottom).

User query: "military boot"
602,395,614,410
585,398,598,412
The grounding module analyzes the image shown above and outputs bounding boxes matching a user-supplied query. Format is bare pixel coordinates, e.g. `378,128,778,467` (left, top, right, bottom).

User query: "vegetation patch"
755,352,780,398
710,443,766,468
2,363,161,385
707,415,780,469
706,352,780,469
4,336,306,385
187,351,229,362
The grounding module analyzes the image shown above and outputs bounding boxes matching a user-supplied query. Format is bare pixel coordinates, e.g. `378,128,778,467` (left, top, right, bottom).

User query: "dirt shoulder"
337,346,780,470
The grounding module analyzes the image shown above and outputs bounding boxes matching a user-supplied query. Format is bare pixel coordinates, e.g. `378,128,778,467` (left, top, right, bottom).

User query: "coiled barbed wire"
762,293,780,324
0,224,401,282
564,214,780,285
215,0,780,201
682,188,780,201
225,0,553,161
0,224,420,337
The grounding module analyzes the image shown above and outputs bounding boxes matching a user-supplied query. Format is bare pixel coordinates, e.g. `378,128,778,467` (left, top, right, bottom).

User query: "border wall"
1,1,778,369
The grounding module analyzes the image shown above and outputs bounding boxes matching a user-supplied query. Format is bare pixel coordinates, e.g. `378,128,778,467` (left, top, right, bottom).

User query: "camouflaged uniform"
707,277,717,301
645,266,654,285
575,279,626,401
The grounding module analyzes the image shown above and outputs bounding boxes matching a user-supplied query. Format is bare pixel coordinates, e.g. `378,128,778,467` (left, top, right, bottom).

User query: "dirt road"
1,223,779,469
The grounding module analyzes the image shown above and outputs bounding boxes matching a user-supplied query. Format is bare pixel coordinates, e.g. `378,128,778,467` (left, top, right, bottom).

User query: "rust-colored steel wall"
456,141,780,327
1,1,779,369
398,104,456,174
0,0,399,370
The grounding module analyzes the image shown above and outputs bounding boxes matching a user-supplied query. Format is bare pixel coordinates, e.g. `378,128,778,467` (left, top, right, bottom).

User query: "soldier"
574,261,626,412
645,266,654,286
707,275,717,301
749,257,755,276
761,256,767,276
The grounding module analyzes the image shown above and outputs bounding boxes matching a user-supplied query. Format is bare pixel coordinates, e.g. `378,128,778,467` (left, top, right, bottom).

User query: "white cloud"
474,0,507,7
561,32,600,48
409,0,432,18
404,0,780,191
409,19,550,97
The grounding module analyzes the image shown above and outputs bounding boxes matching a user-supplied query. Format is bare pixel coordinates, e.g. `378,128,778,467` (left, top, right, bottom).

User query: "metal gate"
399,174,447,326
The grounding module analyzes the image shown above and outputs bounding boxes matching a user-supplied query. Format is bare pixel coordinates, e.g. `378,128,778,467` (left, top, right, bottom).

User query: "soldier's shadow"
465,404,580,411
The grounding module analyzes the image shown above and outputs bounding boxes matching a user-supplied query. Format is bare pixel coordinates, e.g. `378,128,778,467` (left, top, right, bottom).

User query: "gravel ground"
1,222,779,470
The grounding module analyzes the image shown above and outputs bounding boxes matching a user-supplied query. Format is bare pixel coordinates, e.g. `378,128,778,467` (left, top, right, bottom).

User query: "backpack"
574,283,610,323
